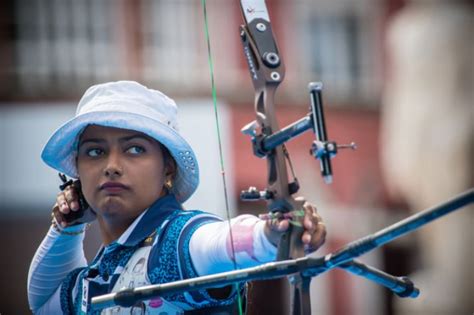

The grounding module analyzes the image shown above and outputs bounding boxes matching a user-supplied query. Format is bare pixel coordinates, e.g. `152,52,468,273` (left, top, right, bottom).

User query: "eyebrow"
79,134,154,148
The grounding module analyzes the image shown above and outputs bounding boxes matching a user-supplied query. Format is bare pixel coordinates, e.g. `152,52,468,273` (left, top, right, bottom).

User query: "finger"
303,201,318,214
303,218,323,244
64,186,80,211
52,205,67,228
302,216,319,244
306,212,323,231
303,205,320,231
308,222,327,250
303,212,315,231
268,218,290,232
277,219,290,232
302,230,312,244
56,193,70,214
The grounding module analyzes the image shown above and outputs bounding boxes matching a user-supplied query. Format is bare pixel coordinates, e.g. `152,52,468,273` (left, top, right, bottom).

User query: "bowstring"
200,1,244,314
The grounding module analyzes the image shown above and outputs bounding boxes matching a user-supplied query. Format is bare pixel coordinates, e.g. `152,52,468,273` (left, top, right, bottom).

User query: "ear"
165,160,177,178
159,143,177,179
164,153,177,179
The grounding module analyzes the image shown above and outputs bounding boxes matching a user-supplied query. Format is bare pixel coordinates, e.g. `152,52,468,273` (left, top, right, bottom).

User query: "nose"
104,149,123,178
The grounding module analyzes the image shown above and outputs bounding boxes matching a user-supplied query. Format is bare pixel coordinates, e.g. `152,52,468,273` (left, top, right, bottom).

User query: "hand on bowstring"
262,197,327,254
52,176,96,228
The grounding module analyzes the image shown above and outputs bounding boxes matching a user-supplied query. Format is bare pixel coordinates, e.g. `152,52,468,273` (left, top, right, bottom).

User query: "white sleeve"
27,224,87,313
32,286,62,315
189,215,277,276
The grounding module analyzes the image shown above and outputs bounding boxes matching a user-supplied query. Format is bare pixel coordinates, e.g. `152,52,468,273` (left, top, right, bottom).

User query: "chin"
97,197,129,215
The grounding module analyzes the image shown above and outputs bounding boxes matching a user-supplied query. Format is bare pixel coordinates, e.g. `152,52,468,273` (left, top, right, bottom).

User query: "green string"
201,1,244,314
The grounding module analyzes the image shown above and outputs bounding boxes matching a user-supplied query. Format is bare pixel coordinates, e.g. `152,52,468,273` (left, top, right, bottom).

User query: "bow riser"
240,10,306,261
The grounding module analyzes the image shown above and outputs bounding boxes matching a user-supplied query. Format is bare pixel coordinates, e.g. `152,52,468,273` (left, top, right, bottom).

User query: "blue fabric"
121,194,181,247
148,211,236,308
59,194,238,314
178,215,239,306
60,268,85,314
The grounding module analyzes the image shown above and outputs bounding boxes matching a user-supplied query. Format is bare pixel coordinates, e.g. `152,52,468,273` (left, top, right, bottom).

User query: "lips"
100,182,129,193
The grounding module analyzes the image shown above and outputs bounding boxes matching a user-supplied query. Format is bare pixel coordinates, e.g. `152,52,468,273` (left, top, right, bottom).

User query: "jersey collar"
117,194,182,247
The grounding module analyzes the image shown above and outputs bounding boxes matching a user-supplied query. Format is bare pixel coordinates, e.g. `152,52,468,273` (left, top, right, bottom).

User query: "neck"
97,215,137,245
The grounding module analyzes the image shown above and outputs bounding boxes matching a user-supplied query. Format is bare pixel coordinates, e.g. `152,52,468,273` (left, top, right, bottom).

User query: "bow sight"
240,81,357,192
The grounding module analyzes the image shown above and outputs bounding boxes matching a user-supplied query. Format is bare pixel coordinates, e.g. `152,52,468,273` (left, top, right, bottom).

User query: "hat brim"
41,111,199,203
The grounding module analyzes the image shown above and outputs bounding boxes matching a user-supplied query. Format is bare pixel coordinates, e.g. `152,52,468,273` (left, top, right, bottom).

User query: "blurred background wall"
0,0,472,314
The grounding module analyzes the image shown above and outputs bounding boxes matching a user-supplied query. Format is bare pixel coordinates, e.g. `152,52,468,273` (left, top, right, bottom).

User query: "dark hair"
160,144,177,180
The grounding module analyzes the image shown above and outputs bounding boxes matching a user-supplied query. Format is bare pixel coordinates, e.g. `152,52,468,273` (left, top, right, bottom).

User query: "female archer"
27,80,326,314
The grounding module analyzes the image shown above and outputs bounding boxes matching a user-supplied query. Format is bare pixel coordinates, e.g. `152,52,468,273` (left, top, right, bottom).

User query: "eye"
86,148,104,157
86,148,103,157
126,146,145,155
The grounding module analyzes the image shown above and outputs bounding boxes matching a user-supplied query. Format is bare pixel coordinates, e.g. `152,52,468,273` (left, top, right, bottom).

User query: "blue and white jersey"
59,195,240,314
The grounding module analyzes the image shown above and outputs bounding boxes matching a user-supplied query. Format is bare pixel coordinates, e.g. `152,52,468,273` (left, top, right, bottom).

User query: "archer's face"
77,125,166,222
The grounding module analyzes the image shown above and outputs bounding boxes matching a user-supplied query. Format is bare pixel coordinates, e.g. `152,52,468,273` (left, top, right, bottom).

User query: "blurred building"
382,1,474,314
0,0,471,314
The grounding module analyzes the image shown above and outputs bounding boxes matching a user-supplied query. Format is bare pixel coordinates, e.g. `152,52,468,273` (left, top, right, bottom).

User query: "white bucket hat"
41,80,199,203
